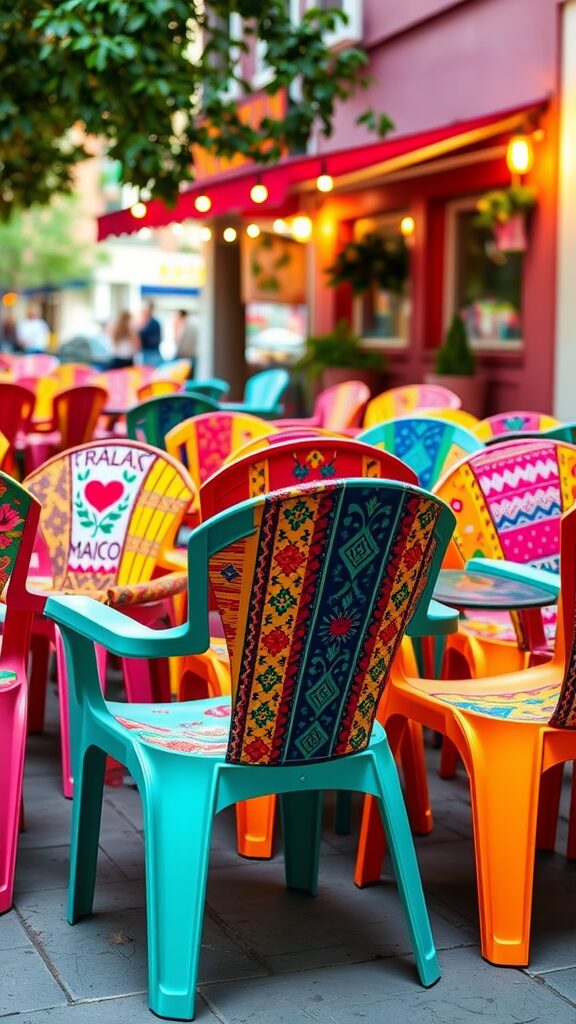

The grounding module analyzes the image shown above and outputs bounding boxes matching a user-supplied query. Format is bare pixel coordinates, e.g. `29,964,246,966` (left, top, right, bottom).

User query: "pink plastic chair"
473,410,561,443
8,353,60,380
364,384,462,427
275,380,371,432
0,471,43,912
23,440,197,797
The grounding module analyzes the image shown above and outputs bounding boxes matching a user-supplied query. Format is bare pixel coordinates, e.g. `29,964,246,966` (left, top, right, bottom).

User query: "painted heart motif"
85,480,124,513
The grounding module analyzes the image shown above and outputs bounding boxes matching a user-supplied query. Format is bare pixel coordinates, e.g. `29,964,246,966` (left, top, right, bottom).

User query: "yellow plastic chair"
363,384,462,428
472,410,561,443
165,411,274,489
420,407,480,430
355,499,576,969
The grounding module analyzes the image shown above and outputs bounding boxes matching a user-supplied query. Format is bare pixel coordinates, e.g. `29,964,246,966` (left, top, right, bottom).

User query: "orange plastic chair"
472,410,561,443
24,439,197,797
165,411,274,489
29,364,96,427
364,384,462,427
193,437,420,859
137,380,181,401
355,500,576,968
275,380,371,432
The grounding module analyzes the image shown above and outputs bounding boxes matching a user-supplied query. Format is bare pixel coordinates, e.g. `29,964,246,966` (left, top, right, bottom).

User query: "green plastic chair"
46,478,457,1019
221,367,290,418
182,378,230,401
125,393,219,449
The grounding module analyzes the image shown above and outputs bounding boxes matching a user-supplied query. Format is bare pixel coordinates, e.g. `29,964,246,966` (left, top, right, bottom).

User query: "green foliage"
296,320,385,380
327,233,408,295
435,314,475,376
1,2,393,215
474,185,537,231
0,196,103,290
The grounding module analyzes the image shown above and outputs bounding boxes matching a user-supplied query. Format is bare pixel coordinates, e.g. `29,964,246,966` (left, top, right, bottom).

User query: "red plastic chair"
22,385,110,473
0,383,36,477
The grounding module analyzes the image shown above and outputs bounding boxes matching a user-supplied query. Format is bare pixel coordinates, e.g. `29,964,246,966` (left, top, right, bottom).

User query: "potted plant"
295,319,386,393
326,233,409,295
426,312,486,416
474,184,537,252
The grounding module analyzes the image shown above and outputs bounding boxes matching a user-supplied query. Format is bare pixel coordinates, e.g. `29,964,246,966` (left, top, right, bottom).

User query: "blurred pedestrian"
17,303,50,352
108,310,139,369
174,309,197,372
0,313,18,351
138,300,162,366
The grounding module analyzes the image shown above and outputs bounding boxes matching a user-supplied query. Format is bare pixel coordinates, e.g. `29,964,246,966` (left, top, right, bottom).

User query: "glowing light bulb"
400,215,415,236
194,194,212,213
171,222,185,237
291,215,313,242
316,173,334,193
200,226,212,242
246,223,261,238
250,182,268,204
506,135,534,175
223,226,237,242
273,218,288,234
138,227,152,240
130,202,147,219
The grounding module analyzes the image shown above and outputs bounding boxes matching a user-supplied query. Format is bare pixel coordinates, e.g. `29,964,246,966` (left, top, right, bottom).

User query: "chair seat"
0,669,16,687
413,674,561,723
112,697,233,756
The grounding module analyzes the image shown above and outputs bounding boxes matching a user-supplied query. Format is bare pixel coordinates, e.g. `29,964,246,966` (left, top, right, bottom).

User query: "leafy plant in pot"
474,184,537,252
426,313,486,417
295,319,386,395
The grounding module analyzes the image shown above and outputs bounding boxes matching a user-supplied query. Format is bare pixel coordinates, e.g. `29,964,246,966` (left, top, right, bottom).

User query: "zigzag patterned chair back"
434,438,576,647
126,393,219,450
358,416,484,490
24,440,195,597
206,479,453,764
165,411,275,487
199,437,418,520
364,384,462,428
472,410,561,443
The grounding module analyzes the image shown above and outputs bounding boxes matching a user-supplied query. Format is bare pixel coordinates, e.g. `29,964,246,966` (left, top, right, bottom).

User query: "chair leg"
27,633,51,734
0,689,26,914
54,627,75,798
536,763,563,851
334,791,352,835
235,796,276,859
370,740,440,987
466,722,542,966
566,762,576,860
439,738,459,779
281,790,323,895
142,756,215,1021
400,722,432,835
67,744,107,923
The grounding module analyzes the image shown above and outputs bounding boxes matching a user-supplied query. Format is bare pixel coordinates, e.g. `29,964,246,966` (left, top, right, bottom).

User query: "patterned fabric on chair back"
358,417,484,489
473,411,560,443
207,479,452,765
364,385,462,428
434,438,576,646
165,411,273,487
53,386,109,448
200,437,418,520
550,504,576,726
0,470,39,604
24,440,195,596
228,428,343,463
126,393,219,450
315,381,371,430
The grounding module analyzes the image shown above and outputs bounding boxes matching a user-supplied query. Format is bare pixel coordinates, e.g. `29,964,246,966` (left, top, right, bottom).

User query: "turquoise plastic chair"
358,416,484,489
182,378,230,401
126,393,219,449
484,421,576,447
45,478,457,1020
221,367,290,418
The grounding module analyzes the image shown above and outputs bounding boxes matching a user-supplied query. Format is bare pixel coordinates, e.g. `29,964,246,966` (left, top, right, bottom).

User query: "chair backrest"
358,417,485,490
228,427,351,463
126,393,219,449
473,410,561,443
420,407,480,430
165,411,273,487
364,384,462,427
203,479,454,764
137,380,181,401
183,378,230,400
0,383,36,444
200,437,418,520
0,471,42,661
244,368,290,411
313,381,371,430
92,366,153,412
0,430,10,471
151,359,192,383
9,353,60,380
434,438,576,645
484,422,576,447
24,440,195,593
53,386,109,449
51,362,95,388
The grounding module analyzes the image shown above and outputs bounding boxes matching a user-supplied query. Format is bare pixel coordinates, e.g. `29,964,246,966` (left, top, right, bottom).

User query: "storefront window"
352,214,411,349
449,201,523,349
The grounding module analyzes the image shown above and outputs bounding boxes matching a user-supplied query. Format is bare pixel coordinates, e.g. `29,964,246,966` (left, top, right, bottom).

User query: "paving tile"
538,966,576,1004
15,880,266,1002
19,795,131,851
202,948,576,1024
0,909,35,950
0,941,66,1016
2,992,218,1022
14,844,123,896
205,851,474,974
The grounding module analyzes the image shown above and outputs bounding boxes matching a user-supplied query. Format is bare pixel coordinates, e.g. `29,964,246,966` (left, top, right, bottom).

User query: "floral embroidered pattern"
113,698,232,755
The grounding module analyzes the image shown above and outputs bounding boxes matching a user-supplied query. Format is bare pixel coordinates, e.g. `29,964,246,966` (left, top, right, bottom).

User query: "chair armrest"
45,594,195,659
467,557,560,599
407,599,459,638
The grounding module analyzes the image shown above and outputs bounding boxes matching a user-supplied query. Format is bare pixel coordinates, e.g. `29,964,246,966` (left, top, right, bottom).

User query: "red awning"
97,99,546,240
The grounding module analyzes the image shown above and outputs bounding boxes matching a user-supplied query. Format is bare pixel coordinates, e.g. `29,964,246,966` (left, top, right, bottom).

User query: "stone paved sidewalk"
3,689,576,1023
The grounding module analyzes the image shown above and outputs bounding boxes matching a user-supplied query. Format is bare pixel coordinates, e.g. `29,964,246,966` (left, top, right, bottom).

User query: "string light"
223,226,237,242
200,226,212,242
246,223,261,238
291,215,313,242
316,172,334,193
130,202,147,219
273,218,288,234
400,216,415,236
250,181,269,204
194,194,212,213
506,135,534,176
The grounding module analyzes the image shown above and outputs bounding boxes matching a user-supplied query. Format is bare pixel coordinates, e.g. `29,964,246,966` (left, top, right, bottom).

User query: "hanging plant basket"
474,184,536,252
493,213,527,253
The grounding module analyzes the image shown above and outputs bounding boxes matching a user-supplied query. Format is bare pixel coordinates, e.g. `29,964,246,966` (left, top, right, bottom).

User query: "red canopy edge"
97,99,547,241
